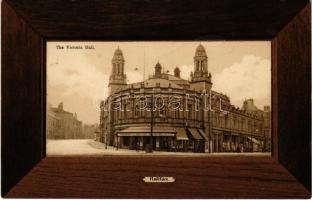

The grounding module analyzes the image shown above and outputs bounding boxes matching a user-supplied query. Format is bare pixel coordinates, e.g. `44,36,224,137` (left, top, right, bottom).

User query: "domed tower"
154,61,162,78
174,67,181,78
190,44,212,92
58,102,63,111
194,44,208,77
108,47,127,95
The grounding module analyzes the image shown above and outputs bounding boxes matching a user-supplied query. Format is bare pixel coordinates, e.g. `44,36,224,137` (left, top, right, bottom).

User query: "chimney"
264,105,270,112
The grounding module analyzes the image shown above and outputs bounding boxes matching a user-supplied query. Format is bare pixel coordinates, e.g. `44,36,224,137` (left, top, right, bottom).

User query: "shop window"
123,137,130,146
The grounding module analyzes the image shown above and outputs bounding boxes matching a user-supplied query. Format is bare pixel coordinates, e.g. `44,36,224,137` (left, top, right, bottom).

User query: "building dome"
174,67,181,78
195,44,207,57
242,99,259,112
154,61,162,77
155,61,162,69
112,47,124,61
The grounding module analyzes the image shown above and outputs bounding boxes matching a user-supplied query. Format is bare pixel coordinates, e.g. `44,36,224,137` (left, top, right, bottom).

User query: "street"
47,139,271,156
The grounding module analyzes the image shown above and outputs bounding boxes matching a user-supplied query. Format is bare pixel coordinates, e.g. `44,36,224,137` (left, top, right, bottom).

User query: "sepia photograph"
46,41,271,156
2,0,310,197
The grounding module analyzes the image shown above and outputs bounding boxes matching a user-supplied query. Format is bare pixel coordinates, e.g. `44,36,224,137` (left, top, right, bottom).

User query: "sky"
47,41,271,124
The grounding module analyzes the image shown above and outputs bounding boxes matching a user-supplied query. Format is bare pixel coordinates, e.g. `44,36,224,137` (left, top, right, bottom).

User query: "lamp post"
208,104,211,153
146,89,155,153
105,126,108,149
150,92,154,153
255,128,259,152
207,91,212,153
250,130,253,152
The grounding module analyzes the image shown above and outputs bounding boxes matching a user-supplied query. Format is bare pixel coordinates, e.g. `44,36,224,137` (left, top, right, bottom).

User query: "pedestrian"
136,141,140,152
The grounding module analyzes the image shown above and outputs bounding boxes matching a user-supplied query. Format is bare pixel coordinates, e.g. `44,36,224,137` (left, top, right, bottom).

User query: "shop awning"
174,128,189,140
198,129,208,140
247,137,260,144
117,126,175,137
187,128,203,140
153,133,175,137
117,132,150,137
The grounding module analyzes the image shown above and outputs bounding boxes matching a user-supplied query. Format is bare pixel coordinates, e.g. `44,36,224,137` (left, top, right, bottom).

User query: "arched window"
159,106,166,117
201,60,204,71
196,103,200,121
134,105,139,117
175,109,180,119
119,63,123,74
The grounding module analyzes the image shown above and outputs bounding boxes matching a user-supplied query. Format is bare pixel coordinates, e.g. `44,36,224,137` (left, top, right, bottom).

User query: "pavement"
46,139,271,156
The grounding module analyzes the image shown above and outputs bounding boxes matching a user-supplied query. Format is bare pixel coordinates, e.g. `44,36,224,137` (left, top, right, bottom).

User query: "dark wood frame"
2,0,311,198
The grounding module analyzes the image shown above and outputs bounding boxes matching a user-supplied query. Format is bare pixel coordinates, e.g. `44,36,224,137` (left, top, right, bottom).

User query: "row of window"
112,103,203,121
212,113,263,133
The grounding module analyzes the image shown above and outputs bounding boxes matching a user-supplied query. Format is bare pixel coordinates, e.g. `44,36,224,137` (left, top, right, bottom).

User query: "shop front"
116,126,190,152
187,128,205,152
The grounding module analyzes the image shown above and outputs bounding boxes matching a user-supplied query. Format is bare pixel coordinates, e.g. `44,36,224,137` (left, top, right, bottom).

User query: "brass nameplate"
143,177,175,183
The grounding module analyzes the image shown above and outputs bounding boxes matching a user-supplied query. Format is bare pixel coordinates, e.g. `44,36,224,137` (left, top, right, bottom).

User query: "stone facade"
47,102,83,139
99,44,271,153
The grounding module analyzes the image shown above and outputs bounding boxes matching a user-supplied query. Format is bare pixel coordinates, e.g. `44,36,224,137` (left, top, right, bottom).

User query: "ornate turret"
154,62,162,78
58,102,63,111
264,105,270,112
108,47,127,95
190,44,212,92
242,99,259,112
194,44,208,75
174,67,181,78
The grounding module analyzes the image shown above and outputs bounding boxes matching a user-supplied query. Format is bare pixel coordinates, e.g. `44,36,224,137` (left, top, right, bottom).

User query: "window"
175,109,180,119
248,120,252,132
241,119,244,130
134,105,139,117
225,115,228,128
123,104,127,119
196,103,200,120
159,106,166,117
123,137,129,146
187,104,192,119
254,122,258,133
118,109,121,120
140,107,144,117
233,117,237,129
259,123,263,133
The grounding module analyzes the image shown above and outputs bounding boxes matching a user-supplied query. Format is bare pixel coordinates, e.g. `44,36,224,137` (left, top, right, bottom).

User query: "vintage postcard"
46,41,271,156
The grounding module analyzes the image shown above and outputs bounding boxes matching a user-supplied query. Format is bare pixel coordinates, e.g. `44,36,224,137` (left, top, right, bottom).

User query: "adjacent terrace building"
47,102,83,139
99,45,271,153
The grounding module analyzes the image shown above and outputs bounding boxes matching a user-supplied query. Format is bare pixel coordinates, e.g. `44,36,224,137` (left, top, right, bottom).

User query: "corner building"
99,44,271,153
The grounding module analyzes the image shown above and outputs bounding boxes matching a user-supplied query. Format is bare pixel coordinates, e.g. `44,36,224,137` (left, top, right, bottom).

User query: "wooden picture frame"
2,0,311,198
